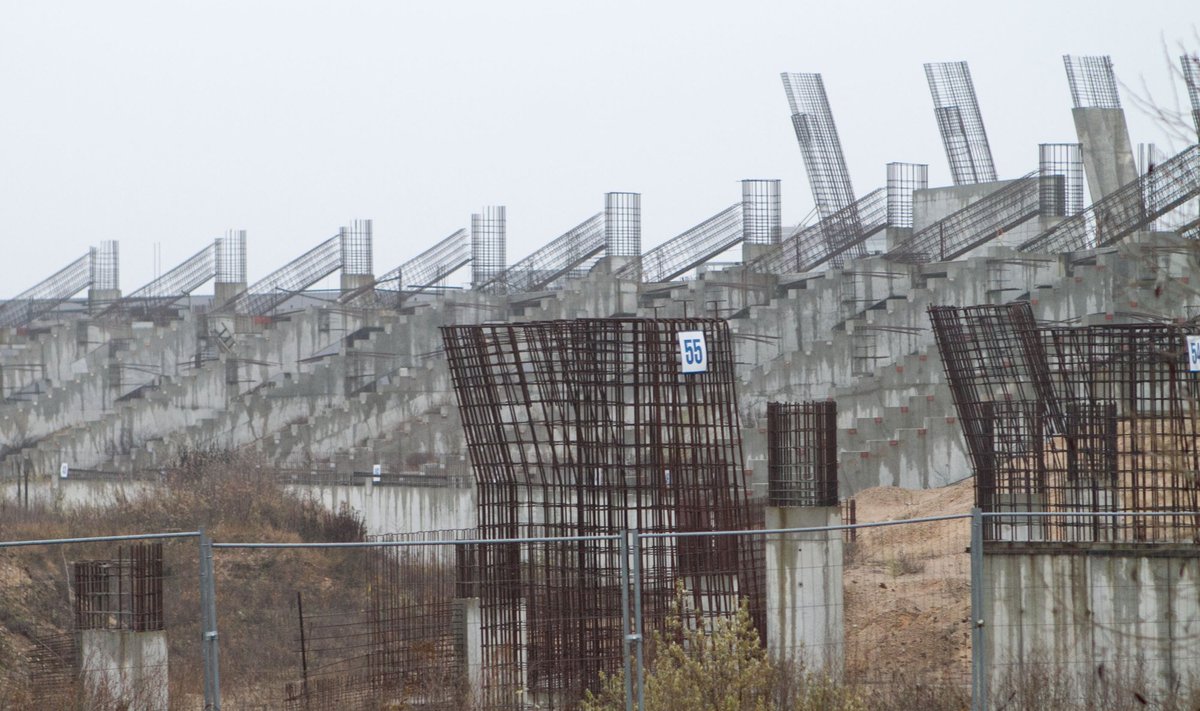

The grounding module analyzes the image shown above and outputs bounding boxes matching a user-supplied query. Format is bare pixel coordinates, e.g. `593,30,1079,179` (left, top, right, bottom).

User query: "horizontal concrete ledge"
985,541,1200,557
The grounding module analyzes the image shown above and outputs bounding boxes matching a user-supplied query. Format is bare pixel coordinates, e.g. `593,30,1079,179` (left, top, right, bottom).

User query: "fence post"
620,530,633,711
631,529,645,711
970,507,986,711
199,529,222,710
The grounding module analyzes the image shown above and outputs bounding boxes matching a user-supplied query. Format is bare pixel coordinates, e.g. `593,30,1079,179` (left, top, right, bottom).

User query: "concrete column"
81,629,169,711
1072,108,1138,204
764,505,843,674
453,597,483,706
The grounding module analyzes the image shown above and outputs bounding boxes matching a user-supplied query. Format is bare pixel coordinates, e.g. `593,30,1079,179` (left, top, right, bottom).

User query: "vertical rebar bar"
970,507,986,711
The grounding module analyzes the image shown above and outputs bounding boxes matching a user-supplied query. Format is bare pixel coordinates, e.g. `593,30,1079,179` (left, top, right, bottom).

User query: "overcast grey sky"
0,0,1197,296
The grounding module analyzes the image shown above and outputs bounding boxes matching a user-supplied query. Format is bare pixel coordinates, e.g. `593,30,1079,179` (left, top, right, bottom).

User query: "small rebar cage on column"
604,192,641,256
1038,143,1084,217
1064,55,1121,109
91,240,119,292
767,400,838,507
340,219,373,277
886,162,929,228
471,206,506,288
216,230,247,284
741,179,781,245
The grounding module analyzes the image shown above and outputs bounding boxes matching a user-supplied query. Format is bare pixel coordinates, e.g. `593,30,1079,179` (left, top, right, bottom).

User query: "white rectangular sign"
677,331,708,374
1188,336,1200,372
372,464,382,483
60,463,69,479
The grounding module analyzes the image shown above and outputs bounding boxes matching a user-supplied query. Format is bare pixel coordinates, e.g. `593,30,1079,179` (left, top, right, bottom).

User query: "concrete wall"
984,547,1200,706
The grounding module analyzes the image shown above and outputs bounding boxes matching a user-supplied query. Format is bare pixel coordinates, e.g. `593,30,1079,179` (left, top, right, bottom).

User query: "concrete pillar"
1072,108,1138,204
80,629,169,711
453,597,483,706
764,505,843,673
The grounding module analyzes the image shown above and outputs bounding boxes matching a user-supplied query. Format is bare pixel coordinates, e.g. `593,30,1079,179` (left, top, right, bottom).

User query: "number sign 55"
677,331,708,374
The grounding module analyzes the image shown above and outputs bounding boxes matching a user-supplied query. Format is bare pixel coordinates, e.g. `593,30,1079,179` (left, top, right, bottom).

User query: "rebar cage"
886,162,929,229
340,219,373,277
925,61,998,185
1183,54,1200,139
930,302,1200,543
604,192,641,257
471,206,507,289
767,400,838,507
741,179,782,245
90,240,119,292
1038,143,1084,217
1064,54,1121,109
215,230,247,284
442,317,763,708
73,543,164,632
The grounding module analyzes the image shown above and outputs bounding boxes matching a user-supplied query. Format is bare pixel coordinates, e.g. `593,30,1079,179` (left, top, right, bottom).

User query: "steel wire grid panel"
616,204,743,282
930,301,1200,543
0,251,92,329
0,538,198,708
222,234,343,315
741,179,782,245
604,192,641,257
479,213,606,294
888,174,1041,263
925,61,998,185
472,206,507,289
364,227,472,306
215,229,247,284
1064,54,1122,109
340,218,373,277
767,401,838,507
100,242,218,322
1039,143,1084,217
748,188,888,274
1020,143,1200,254
886,162,928,229
1184,54,1200,138
443,317,763,709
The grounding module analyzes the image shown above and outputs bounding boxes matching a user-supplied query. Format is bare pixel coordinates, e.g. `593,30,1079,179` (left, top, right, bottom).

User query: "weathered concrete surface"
764,506,843,672
1073,107,1138,204
984,548,1200,706
80,629,169,711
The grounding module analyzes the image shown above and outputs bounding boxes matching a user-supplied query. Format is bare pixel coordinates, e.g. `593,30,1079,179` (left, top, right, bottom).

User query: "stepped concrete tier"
5,230,1200,518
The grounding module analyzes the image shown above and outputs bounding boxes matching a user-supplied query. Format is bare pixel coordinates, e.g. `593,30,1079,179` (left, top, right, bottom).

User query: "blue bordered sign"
1188,336,1200,372
677,331,708,374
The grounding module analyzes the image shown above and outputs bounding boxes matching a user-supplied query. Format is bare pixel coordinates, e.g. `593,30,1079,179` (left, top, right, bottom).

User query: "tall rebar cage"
924,61,998,185
767,401,838,507
90,240,119,292
741,179,782,245
471,206,506,288
442,317,763,709
886,162,929,229
604,192,641,257
216,229,247,284
1064,54,1121,109
781,73,857,220
1038,143,1084,217
340,218,373,276
930,301,1200,544
1183,54,1200,138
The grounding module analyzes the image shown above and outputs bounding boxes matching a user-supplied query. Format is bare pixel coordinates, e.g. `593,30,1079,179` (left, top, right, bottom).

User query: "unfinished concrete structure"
931,302,1200,705
1,50,1200,543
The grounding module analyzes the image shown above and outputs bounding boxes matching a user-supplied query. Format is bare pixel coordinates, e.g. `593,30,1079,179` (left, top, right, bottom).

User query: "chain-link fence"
5,511,1200,709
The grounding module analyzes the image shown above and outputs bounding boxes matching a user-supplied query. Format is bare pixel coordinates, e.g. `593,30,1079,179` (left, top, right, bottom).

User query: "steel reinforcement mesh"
767,400,838,507
930,302,1200,543
442,317,763,709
